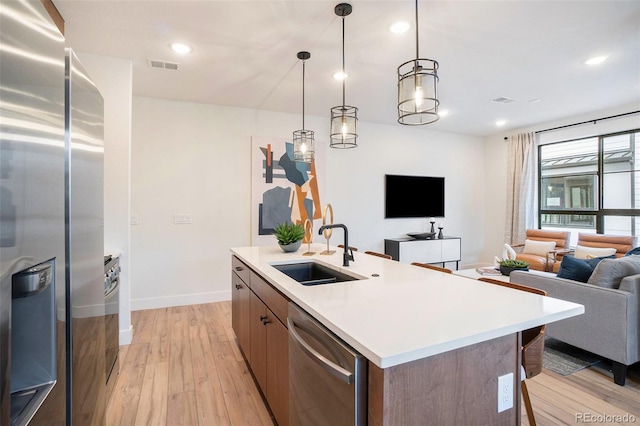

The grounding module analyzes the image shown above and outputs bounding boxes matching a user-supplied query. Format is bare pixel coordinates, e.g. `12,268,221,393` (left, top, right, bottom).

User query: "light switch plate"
173,214,192,224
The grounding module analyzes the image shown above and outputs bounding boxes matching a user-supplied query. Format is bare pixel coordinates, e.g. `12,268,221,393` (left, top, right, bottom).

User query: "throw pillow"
574,245,617,259
587,255,640,289
625,246,640,256
556,255,613,283
522,239,556,257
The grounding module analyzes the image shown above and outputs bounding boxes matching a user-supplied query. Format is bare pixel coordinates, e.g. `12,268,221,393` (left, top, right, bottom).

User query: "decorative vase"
499,265,529,276
279,240,302,253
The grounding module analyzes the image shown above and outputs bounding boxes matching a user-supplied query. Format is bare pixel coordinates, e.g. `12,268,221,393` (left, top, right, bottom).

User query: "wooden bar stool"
410,262,452,274
478,277,548,426
364,251,392,260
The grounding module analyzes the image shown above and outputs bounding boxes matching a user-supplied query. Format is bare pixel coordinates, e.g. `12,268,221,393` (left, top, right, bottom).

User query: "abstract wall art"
251,136,324,246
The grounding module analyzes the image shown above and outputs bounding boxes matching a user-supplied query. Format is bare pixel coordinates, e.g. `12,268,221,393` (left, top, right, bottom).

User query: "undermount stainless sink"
271,262,363,286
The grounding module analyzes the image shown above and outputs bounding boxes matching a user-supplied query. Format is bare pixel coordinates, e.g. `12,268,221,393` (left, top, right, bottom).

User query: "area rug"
543,338,603,376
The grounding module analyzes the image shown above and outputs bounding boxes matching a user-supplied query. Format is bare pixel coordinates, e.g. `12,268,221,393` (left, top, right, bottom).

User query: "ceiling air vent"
148,59,180,70
492,97,516,104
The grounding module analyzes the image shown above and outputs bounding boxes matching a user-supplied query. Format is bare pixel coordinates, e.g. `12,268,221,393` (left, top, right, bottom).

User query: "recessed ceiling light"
584,55,608,66
492,97,515,104
390,21,410,34
438,109,449,117
528,99,542,103
333,71,348,80
171,42,192,54
496,120,507,127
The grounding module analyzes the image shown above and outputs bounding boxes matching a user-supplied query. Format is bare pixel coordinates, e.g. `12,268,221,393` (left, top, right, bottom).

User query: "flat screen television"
385,174,445,218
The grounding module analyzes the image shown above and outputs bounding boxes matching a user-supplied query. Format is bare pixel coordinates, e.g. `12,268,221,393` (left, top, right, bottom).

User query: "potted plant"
273,222,305,252
497,259,530,276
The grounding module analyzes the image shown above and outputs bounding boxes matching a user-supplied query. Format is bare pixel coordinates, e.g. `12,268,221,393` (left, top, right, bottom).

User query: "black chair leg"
612,361,627,386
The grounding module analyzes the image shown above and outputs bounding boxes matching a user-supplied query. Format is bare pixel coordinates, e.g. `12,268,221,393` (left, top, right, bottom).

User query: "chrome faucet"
318,223,354,267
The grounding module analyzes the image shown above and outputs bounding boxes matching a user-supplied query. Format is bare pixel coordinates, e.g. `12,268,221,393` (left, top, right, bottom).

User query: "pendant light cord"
302,59,306,130
415,0,420,60
342,15,346,107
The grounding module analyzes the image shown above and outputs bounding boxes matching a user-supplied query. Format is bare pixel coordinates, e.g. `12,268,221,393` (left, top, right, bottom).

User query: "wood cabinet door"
249,291,268,393
231,271,251,357
266,318,289,426
234,258,291,425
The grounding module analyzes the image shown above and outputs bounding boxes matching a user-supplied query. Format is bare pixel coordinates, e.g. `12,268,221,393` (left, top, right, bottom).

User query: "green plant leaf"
497,259,530,268
273,222,305,245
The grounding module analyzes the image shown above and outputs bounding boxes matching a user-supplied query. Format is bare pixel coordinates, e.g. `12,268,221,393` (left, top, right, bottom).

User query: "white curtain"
505,132,536,245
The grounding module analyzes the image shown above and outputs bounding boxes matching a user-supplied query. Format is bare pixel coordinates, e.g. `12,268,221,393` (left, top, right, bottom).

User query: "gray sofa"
510,269,640,385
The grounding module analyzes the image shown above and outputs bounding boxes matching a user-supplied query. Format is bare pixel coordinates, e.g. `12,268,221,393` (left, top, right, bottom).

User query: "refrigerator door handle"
287,317,354,384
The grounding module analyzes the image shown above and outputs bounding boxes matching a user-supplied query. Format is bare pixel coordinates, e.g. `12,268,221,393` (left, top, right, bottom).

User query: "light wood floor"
107,301,640,426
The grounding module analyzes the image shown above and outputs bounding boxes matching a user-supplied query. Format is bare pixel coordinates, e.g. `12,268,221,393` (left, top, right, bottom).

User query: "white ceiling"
55,0,640,137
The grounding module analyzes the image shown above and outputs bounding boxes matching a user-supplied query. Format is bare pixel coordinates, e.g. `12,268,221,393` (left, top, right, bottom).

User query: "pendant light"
397,0,439,126
293,51,315,162
330,3,358,148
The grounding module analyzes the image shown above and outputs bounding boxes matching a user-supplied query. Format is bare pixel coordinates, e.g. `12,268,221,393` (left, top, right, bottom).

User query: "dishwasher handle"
287,317,354,384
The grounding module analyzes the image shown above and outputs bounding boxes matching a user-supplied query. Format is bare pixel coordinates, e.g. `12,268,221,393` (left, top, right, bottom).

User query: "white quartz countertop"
231,245,584,369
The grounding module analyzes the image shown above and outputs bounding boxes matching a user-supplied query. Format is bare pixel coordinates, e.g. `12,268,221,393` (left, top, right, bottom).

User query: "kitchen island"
231,244,584,425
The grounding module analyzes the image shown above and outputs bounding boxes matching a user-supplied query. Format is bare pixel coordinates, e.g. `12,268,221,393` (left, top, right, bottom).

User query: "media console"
384,237,461,269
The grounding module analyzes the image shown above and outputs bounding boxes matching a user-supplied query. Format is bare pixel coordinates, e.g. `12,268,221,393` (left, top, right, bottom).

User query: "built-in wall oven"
104,255,120,399
288,303,367,425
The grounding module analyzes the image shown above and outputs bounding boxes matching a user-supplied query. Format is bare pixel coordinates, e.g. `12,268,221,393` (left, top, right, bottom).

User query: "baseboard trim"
131,290,232,311
119,325,133,345
460,262,496,270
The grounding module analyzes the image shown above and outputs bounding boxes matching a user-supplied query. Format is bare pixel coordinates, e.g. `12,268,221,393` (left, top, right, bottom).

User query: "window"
538,129,640,240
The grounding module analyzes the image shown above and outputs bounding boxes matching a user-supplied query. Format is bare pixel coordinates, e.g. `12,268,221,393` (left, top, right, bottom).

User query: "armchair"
575,233,637,258
541,233,636,273
513,229,571,272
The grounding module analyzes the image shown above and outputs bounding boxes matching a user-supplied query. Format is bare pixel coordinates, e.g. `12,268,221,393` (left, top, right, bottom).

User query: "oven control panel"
104,256,120,296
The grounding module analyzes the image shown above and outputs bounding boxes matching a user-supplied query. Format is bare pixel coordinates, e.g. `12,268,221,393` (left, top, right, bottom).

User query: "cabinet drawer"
232,255,251,286
250,271,289,326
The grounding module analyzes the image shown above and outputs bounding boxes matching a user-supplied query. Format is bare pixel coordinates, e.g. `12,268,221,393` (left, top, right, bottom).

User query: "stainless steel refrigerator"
65,48,106,426
1,1,106,425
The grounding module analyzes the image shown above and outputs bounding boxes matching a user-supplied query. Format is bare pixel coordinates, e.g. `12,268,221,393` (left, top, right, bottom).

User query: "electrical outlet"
173,214,192,224
130,215,139,225
497,373,513,413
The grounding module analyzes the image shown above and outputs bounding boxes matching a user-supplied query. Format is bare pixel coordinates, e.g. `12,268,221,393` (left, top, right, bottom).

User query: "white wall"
76,52,133,344
482,102,640,264
324,121,486,259
131,97,487,309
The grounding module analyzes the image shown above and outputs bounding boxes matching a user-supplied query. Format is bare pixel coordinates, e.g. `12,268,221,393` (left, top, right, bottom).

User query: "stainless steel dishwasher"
288,303,367,426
